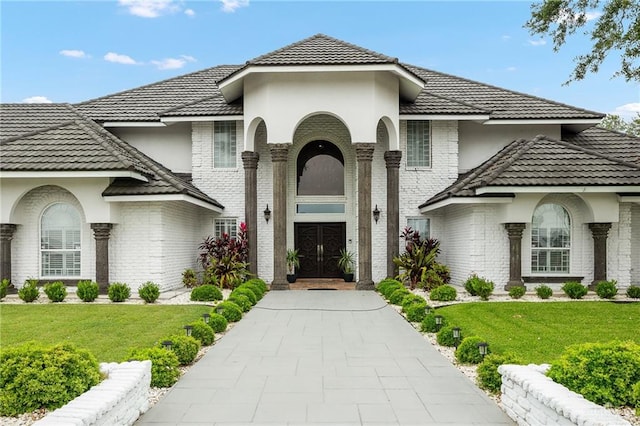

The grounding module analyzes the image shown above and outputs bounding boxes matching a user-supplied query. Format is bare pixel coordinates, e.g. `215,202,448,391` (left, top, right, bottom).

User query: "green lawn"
437,301,640,364
0,304,211,362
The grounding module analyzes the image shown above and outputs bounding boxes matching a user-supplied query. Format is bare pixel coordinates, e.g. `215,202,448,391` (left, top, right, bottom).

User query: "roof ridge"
476,138,539,186
0,118,77,144
159,93,223,115
546,135,640,170
403,63,605,118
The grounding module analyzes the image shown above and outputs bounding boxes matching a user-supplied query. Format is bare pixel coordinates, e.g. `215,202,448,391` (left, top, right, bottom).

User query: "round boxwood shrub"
127,347,180,388
632,382,640,414
562,281,588,299
228,294,252,312
44,281,67,302
455,336,489,364
535,285,553,299
436,325,460,347
241,282,264,300
508,286,526,299
208,312,228,333
18,279,39,303
463,274,480,296
245,278,268,294
214,301,242,322
158,335,200,366
477,353,523,394
420,312,446,333
547,341,640,407
429,285,457,302
138,281,160,303
231,287,257,305
405,303,429,322
77,280,99,302
401,294,426,311
0,342,101,416
108,282,131,302
627,285,640,299
189,320,215,346
377,278,402,296
190,284,223,302
464,275,494,300
0,278,9,300
388,288,411,305
595,280,618,299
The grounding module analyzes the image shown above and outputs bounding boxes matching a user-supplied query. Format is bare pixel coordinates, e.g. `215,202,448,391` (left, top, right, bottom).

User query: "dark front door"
295,223,345,278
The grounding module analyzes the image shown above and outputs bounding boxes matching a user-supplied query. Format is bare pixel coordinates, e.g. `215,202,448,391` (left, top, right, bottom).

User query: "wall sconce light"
373,205,381,223
264,204,271,223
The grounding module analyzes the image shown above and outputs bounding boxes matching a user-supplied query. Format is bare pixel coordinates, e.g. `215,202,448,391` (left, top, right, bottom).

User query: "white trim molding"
618,195,640,203
103,194,223,212
477,186,640,194
420,196,513,212
0,171,148,182
102,122,166,127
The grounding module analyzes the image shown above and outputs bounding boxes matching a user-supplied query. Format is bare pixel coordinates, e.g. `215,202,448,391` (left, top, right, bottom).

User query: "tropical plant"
286,249,300,275
393,227,440,290
206,257,249,289
182,269,198,288
199,222,250,288
337,249,355,273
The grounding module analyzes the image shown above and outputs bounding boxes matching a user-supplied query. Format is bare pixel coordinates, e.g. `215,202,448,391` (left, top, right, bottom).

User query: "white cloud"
556,9,603,24
612,102,640,120
118,0,180,18
151,55,196,70
220,0,249,13
506,66,517,72
184,8,195,17
60,49,87,58
501,35,511,41
528,39,547,46
584,11,603,21
23,96,53,104
104,52,138,65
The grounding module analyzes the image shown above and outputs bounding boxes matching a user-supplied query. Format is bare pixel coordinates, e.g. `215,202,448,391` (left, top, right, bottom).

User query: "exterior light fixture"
161,340,173,350
477,342,489,358
184,325,193,336
373,205,380,223
452,327,461,348
425,305,431,315
264,204,271,223
202,313,210,324
434,315,443,331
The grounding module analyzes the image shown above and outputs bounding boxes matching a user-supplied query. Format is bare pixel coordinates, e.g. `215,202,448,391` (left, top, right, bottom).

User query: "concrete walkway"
136,291,514,425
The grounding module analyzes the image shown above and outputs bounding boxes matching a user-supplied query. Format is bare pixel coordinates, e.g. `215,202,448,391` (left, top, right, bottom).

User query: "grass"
0,304,211,362
437,301,640,364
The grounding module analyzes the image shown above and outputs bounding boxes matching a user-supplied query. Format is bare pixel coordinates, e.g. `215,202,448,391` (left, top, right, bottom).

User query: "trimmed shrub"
420,312,446,333
189,320,215,346
401,294,426,312
595,280,618,299
231,287,257,305
108,282,131,302
632,382,640,414
535,285,553,299
455,336,489,364
547,341,640,407
245,278,268,294
127,347,180,388
464,274,479,296
18,279,39,303
190,284,223,302
508,286,526,299
208,312,228,333
436,325,460,347
377,278,402,296
627,285,640,299
429,285,457,301
158,335,200,366
44,281,67,302
214,301,242,322
388,288,411,305
477,353,523,394
466,275,494,300
77,280,99,302
182,268,199,288
0,278,9,299
241,282,264,300
0,342,101,416
562,281,588,299
138,281,160,303
405,303,428,322
228,294,252,312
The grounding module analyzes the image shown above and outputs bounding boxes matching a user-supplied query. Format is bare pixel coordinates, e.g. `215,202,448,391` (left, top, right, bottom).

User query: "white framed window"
531,203,571,273
213,121,237,168
407,217,430,240
40,203,81,277
406,120,430,168
215,218,237,238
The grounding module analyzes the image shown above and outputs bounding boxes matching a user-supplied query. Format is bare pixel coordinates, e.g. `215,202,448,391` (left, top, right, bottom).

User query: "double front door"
294,223,345,278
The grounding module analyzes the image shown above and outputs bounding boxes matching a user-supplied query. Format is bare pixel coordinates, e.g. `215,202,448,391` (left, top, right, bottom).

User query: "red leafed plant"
199,222,250,289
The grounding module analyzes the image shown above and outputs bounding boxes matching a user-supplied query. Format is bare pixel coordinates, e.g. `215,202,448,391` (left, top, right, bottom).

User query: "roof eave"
0,170,149,181
484,118,602,125
400,114,490,121
103,193,223,212
160,115,244,123
477,185,640,194
419,196,514,213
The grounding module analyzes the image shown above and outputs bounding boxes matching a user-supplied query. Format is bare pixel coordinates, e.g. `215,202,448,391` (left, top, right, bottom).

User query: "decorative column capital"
0,224,17,240
504,223,526,238
384,150,402,169
269,144,290,162
241,151,260,169
91,223,113,240
355,143,376,162
588,222,612,238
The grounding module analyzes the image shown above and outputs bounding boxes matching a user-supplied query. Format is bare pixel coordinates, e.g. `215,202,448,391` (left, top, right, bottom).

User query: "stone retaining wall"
34,360,151,426
499,364,630,426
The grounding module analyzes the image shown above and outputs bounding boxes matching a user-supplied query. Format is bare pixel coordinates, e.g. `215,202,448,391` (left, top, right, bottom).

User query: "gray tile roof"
0,103,223,209
161,95,242,117
564,126,640,165
400,92,489,115
421,130,640,208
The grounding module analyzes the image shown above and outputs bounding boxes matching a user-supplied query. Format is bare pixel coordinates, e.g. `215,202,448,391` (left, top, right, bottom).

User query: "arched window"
297,141,344,196
41,203,81,277
531,203,570,273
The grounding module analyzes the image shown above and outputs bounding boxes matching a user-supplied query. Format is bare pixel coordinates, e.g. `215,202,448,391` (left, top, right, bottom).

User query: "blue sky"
2,0,639,119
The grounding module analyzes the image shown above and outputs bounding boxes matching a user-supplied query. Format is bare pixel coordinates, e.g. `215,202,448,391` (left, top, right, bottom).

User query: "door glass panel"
296,204,345,214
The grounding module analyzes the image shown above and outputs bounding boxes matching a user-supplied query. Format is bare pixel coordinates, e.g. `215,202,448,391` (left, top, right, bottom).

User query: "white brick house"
1,34,639,292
